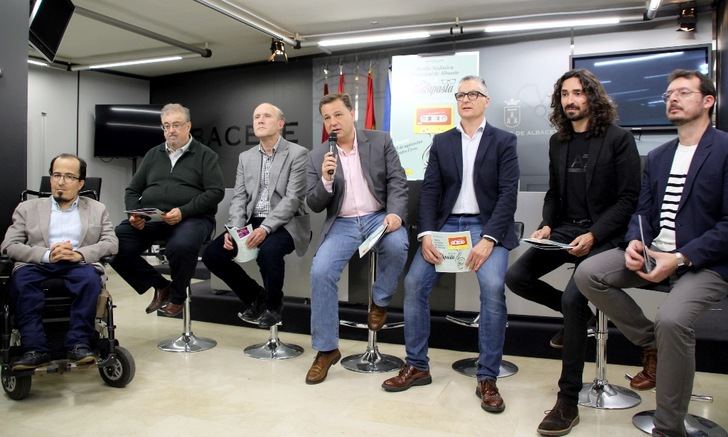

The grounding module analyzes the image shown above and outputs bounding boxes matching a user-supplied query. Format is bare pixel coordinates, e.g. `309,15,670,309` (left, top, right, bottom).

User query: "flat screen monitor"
572,45,711,129
94,105,165,158
29,0,75,63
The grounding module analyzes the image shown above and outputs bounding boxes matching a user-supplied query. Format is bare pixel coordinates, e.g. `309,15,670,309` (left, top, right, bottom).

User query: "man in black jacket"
503,70,641,436
111,103,224,317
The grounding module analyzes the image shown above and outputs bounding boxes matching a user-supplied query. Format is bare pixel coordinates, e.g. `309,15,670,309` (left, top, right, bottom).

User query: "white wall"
27,67,149,223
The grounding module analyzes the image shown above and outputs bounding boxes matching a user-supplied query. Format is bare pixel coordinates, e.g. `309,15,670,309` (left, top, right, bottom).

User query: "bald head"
253,103,286,144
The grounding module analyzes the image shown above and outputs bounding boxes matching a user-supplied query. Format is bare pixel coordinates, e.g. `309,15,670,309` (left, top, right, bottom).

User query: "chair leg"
578,310,641,409
244,324,304,360
158,285,217,353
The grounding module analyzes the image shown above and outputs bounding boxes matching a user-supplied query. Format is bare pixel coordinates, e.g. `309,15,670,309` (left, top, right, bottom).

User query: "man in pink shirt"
305,93,409,384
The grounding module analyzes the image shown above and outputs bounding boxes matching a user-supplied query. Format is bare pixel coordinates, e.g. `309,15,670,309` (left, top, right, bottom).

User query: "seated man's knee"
165,238,201,259
572,259,598,297
310,256,336,284
655,309,690,336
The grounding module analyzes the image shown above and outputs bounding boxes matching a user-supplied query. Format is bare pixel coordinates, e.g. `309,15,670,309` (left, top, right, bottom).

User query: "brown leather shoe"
159,302,183,317
630,347,657,390
381,364,432,392
145,285,171,314
305,349,341,384
476,379,505,413
368,302,388,331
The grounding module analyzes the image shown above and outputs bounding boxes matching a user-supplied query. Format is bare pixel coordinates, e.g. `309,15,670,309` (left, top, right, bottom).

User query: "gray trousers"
574,248,727,437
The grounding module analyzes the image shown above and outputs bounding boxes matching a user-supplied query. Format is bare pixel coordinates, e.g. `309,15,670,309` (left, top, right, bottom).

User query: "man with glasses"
2,154,118,369
111,103,224,316
381,76,519,414
510,69,641,436
573,70,728,436
202,103,310,328
304,93,408,384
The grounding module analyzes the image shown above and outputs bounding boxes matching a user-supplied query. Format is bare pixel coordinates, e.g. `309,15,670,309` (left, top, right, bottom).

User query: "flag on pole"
320,81,329,143
338,65,345,93
365,70,376,130
382,67,392,132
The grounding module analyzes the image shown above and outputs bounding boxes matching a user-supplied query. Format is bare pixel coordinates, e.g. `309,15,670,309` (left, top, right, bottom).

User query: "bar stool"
158,284,217,353
445,315,519,378
238,312,303,360
578,309,641,409
339,252,404,373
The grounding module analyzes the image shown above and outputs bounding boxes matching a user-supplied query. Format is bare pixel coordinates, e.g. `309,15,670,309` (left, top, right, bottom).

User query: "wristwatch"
675,252,689,268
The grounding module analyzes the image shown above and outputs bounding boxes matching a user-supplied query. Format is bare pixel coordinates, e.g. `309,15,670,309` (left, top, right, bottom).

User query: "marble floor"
2,271,726,437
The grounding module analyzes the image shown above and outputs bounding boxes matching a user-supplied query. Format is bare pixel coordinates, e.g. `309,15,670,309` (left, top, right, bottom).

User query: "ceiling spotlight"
677,3,697,32
268,39,287,63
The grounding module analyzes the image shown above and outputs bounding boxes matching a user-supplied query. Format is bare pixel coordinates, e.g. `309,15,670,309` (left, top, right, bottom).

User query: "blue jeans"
404,215,509,380
310,211,409,352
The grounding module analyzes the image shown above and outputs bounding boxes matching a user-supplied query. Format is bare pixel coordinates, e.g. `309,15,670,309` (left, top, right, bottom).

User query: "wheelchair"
0,177,135,400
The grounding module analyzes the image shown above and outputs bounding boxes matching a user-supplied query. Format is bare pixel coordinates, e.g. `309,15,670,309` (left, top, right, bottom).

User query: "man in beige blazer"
1,154,118,370
202,103,310,328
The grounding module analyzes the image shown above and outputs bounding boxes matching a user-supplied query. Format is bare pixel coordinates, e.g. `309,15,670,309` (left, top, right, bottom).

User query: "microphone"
327,132,337,176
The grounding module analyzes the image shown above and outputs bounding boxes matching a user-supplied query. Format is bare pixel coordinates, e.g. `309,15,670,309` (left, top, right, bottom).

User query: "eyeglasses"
455,91,488,101
51,173,80,182
161,122,188,131
661,88,702,102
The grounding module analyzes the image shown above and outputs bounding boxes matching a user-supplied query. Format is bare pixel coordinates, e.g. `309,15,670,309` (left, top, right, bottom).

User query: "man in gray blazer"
202,103,310,328
1,154,118,370
305,93,409,384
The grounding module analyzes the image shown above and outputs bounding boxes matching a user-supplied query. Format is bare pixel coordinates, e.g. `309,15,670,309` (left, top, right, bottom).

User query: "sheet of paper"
226,224,259,263
125,208,165,222
521,238,574,251
432,231,472,273
358,223,388,258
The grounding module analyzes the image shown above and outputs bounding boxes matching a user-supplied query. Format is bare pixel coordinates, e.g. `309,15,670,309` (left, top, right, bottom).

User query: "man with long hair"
504,69,641,435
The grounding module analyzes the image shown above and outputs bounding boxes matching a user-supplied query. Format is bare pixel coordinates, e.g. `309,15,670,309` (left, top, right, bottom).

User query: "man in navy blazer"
382,76,519,414
575,70,728,437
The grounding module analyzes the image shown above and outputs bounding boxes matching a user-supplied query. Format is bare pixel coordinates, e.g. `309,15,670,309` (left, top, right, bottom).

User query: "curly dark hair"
549,69,617,141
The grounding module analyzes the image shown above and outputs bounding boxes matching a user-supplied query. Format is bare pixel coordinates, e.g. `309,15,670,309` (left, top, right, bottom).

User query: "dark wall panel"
151,59,313,186
0,1,29,233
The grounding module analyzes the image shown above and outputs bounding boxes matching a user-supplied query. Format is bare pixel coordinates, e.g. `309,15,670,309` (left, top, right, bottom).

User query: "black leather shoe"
549,328,564,349
537,399,580,436
238,299,266,324
12,350,51,371
258,309,282,328
68,344,96,365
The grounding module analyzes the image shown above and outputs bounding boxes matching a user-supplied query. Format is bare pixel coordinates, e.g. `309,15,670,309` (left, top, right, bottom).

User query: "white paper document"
521,238,574,251
225,224,259,263
358,223,388,258
125,208,165,222
432,231,472,273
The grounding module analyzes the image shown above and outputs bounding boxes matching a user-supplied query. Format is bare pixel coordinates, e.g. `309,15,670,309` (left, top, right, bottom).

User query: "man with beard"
2,154,118,369
575,70,728,436
503,69,641,435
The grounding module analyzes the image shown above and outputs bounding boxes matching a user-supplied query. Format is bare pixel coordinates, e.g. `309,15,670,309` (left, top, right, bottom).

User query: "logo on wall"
504,98,521,129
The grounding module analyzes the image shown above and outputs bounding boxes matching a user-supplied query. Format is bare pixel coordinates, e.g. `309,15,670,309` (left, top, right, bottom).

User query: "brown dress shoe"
159,302,183,317
368,302,388,331
145,285,171,314
305,349,341,384
382,364,432,392
537,399,580,436
630,347,657,390
476,379,505,413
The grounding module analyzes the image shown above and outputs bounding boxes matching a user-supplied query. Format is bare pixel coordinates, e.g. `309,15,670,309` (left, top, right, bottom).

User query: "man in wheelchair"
1,154,118,371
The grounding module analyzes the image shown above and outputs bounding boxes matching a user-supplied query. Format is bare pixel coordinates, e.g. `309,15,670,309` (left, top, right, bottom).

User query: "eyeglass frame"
50,172,81,182
161,121,189,131
454,91,489,101
661,88,703,102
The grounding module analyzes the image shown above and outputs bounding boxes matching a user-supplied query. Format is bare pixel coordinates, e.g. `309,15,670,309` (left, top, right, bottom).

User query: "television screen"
94,105,165,157
29,0,75,63
572,45,710,129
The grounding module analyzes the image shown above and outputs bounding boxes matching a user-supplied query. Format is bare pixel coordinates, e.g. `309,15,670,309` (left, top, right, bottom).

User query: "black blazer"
419,122,520,250
541,124,641,245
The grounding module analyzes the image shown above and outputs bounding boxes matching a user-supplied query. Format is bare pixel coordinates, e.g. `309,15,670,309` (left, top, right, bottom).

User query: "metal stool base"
340,347,404,373
158,333,217,353
578,381,641,409
633,410,728,436
451,357,519,378
244,340,303,360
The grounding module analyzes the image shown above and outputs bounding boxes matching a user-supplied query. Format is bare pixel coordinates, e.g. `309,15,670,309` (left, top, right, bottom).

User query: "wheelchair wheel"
98,346,135,388
1,369,32,400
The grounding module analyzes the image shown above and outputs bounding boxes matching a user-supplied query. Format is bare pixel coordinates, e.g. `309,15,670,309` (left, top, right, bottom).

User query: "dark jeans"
110,217,214,305
202,217,294,310
10,263,102,352
504,223,614,404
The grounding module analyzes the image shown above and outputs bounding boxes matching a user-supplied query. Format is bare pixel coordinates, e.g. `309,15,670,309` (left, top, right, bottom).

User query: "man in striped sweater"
574,70,728,437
